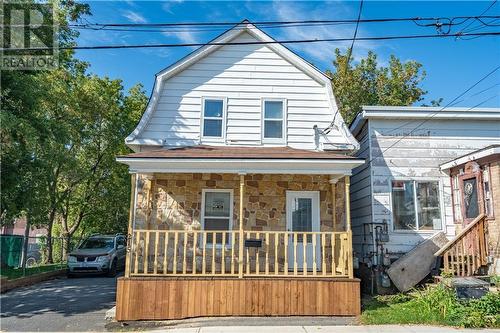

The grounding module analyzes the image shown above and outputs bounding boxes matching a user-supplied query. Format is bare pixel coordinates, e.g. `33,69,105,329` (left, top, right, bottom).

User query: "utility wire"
67,15,500,28
5,31,500,52
325,0,364,135
457,0,498,37
366,64,500,164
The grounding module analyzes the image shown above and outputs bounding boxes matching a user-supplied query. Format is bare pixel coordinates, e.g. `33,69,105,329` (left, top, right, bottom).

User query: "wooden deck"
115,277,361,320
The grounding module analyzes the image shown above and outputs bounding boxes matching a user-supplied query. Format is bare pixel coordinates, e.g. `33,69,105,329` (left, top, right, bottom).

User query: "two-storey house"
115,21,364,320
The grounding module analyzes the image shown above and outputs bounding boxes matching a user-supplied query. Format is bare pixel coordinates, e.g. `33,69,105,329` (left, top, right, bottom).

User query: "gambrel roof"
126,20,358,150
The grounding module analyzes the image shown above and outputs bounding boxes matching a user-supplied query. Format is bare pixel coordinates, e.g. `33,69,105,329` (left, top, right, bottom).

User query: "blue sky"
76,1,500,108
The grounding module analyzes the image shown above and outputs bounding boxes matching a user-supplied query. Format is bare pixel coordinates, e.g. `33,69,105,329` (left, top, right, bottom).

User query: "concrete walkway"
152,326,498,333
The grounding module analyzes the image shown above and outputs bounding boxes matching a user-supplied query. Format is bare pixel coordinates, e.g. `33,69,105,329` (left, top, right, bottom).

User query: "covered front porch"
115,146,364,320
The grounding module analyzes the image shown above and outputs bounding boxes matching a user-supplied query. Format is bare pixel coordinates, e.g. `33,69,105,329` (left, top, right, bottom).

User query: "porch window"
262,99,285,143
392,180,442,231
201,189,233,245
202,98,225,138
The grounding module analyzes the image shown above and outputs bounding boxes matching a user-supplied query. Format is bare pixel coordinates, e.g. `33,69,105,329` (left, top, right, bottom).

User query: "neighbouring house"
1,217,47,238
349,106,500,293
115,21,364,320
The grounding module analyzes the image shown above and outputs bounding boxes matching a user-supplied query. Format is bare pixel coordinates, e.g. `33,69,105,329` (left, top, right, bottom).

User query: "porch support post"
238,173,246,278
329,176,341,231
125,173,137,278
344,175,353,278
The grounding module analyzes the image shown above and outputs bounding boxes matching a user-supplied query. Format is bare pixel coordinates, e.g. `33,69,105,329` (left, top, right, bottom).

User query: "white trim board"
116,157,365,175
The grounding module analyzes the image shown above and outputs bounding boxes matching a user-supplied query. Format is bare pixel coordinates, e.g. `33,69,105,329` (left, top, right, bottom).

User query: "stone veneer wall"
134,173,347,232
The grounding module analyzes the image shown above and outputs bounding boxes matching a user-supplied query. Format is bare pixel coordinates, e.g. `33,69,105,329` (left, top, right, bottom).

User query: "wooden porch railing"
435,214,488,276
128,229,351,278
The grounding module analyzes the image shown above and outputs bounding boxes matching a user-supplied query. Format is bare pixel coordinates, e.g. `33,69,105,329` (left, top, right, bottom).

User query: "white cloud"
244,1,378,68
162,30,199,45
122,10,147,24
162,0,185,14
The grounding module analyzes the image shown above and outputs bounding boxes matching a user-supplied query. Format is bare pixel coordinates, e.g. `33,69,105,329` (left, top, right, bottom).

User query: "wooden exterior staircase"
435,214,488,277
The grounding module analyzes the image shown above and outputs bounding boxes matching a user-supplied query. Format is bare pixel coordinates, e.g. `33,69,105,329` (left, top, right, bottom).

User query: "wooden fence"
128,230,351,278
435,214,488,276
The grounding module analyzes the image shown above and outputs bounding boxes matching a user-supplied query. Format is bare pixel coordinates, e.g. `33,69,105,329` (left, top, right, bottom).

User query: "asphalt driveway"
0,273,119,332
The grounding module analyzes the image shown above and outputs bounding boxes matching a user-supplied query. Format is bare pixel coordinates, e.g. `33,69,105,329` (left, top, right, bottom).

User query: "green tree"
1,0,146,263
327,49,432,124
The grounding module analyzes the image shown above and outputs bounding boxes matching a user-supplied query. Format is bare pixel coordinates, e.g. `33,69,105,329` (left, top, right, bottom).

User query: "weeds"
362,283,500,328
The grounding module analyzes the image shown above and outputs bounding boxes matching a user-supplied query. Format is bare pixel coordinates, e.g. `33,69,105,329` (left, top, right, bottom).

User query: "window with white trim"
391,180,442,231
201,189,233,245
202,98,224,138
263,99,285,143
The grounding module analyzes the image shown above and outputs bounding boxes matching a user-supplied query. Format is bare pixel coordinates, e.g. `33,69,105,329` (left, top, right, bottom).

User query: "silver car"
67,234,126,277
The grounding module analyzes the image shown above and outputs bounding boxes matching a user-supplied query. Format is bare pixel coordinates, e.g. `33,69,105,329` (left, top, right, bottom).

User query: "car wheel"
107,259,117,277
26,257,37,267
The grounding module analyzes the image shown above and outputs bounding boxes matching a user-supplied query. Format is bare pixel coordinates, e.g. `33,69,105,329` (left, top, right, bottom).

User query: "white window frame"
389,178,444,233
200,188,234,248
261,98,287,144
200,97,227,142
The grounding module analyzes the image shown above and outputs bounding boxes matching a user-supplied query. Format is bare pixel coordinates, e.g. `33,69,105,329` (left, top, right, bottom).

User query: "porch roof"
116,145,364,175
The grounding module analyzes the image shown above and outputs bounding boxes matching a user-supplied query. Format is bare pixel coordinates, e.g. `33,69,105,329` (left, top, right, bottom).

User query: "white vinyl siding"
368,118,500,254
137,32,346,149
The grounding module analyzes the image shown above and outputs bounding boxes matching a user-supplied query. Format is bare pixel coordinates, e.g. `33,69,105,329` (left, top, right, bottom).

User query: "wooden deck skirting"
115,277,361,320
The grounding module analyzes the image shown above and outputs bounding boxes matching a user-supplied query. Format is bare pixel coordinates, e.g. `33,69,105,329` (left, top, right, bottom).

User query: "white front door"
286,191,320,271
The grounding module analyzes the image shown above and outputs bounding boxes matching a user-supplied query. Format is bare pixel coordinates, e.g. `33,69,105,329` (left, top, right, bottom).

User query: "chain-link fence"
0,235,82,277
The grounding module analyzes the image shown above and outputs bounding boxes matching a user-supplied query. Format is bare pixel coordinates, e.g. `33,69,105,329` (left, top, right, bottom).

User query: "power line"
5,31,500,52
67,15,500,28
468,94,500,110
325,0,364,135
367,64,500,163
459,0,498,34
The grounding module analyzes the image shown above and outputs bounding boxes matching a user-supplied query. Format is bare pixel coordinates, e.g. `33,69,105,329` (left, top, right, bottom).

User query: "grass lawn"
360,284,500,328
0,264,65,280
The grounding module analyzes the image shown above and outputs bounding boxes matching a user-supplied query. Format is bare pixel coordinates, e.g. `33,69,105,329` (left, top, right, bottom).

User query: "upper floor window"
202,98,225,139
391,180,442,231
262,99,286,143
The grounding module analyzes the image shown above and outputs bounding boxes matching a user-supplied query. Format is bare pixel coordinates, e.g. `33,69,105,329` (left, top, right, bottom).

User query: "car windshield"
79,238,114,250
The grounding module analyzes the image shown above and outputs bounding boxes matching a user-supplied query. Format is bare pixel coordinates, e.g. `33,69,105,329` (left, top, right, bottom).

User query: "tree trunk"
20,213,30,275
62,233,71,261
46,219,53,263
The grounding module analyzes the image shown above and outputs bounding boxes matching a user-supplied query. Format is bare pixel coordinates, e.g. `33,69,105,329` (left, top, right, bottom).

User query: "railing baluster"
192,231,197,274
303,233,307,276
134,231,140,274
246,232,250,274
284,232,288,275
202,232,207,274
322,233,326,276
154,231,159,274
293,233,298,276
331,233,336,276
173,232,178,274
256,232,260,275
265,233,270,275
183,232,188,274
144,231,150,273
274,233,279,275
163,231,168,274
211,232,216,274
221,231,226,274
312,233,317,275
231,231,235,275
